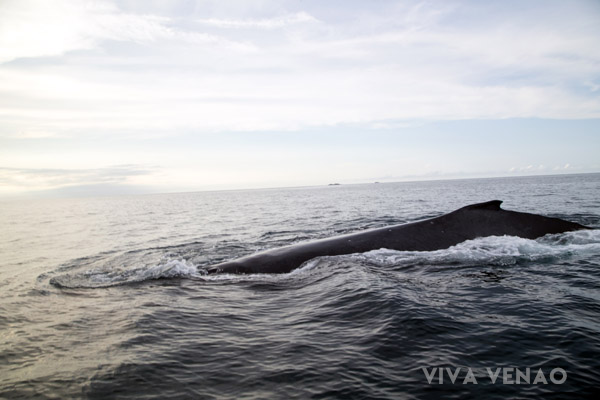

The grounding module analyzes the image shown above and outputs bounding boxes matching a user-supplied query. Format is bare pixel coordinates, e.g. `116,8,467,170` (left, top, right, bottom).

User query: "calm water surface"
1,174,600,399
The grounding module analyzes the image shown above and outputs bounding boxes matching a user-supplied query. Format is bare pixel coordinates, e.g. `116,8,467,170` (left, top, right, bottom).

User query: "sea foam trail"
351,229,600,268
49,259,202,289
48,230,600,289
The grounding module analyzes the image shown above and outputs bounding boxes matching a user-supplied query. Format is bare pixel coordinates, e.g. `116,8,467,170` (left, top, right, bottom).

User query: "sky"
0,0,599,197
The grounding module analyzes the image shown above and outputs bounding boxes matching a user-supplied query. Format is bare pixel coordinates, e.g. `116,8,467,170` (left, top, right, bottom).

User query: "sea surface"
1,174,600,399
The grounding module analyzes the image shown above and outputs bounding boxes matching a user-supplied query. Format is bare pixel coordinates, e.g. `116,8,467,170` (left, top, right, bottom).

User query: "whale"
207,200,590,274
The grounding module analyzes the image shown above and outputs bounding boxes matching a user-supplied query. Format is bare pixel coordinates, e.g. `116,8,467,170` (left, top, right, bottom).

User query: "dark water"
1,174,600,399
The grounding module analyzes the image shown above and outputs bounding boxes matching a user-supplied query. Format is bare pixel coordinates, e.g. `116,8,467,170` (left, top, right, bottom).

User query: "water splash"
49,259,203,288
351,230,600,268
48,230,600,289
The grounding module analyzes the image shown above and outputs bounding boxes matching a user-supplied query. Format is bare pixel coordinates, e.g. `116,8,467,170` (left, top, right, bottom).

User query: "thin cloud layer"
0,0,599,196
1,0,598,137
197,12,318,29
0,0,257,64
0,165,155,191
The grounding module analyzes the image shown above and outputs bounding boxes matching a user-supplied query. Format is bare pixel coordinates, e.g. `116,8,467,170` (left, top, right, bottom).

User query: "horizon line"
2,170,599,202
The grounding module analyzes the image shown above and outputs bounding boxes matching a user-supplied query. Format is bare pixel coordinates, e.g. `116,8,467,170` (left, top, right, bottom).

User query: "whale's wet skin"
2,174,600,399
208,200,589,274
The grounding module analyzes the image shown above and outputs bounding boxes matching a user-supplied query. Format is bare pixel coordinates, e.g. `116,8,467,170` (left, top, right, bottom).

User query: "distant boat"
328,183,341,186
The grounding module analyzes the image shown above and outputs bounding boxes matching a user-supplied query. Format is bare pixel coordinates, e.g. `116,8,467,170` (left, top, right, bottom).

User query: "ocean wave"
49,259,203,289
351,229,600,268
47,230,600,289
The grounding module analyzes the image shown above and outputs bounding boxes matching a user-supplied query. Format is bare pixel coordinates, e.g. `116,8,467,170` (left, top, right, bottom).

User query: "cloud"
0,0,251,64
585,82,600,92
0,0,138,63
511,163,584,174
197,12,318,29
0,1,599,141
0,164,156,191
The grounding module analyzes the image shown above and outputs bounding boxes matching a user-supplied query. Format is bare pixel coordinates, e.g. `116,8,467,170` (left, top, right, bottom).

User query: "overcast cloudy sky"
1,0,599,197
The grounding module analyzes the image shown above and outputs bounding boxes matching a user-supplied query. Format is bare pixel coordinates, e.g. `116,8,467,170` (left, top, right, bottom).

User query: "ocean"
1,174,599,399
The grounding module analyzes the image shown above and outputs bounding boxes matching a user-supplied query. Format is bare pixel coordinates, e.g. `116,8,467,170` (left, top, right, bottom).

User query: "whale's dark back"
208,200,589,274
436,200,587,241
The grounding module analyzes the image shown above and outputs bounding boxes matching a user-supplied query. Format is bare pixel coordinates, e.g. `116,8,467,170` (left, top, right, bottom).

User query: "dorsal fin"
461,200,503,211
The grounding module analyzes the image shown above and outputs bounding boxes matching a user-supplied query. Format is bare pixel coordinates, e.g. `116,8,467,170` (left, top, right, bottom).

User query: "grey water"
1,174,600,399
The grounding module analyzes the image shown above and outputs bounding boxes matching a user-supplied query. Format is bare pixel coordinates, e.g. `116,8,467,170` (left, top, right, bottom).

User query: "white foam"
139,259,201,280
51,258,204,288
351,230,600,268
539,228,600,245
51,230,600,288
